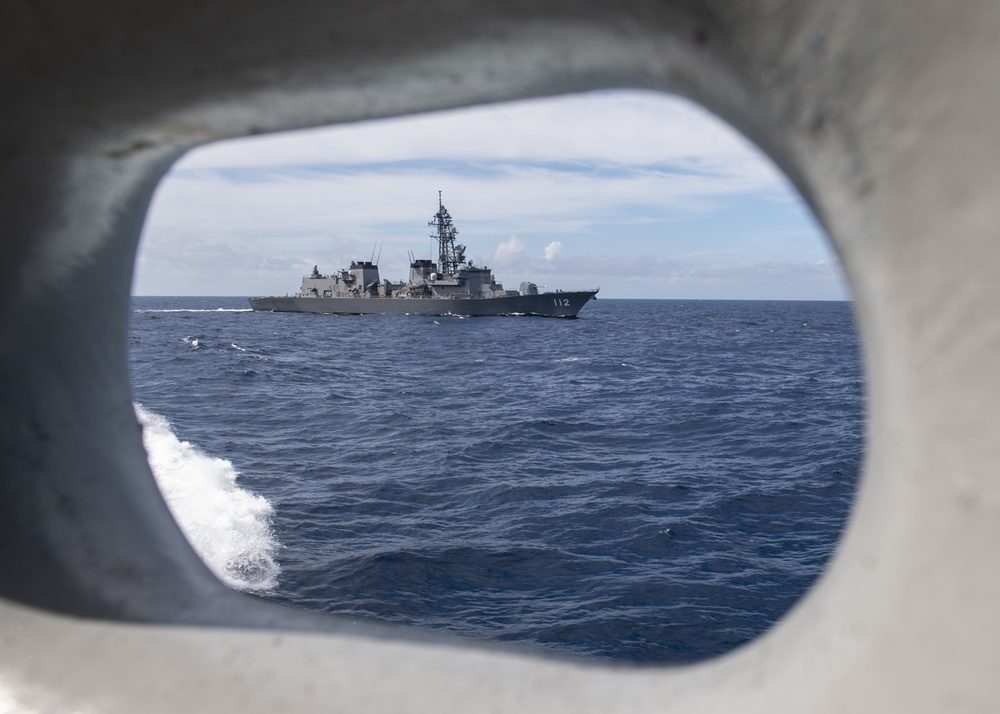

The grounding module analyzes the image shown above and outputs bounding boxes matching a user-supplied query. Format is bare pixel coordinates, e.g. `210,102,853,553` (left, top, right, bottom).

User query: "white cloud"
145,161,783,248
174,91,774,172
145,90,794,253
486,252,847,300
135,89,846,299
493,235,527,267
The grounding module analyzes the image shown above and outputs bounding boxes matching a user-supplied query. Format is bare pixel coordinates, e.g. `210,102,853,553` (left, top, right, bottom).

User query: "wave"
135,308,253,313
135,404,280,592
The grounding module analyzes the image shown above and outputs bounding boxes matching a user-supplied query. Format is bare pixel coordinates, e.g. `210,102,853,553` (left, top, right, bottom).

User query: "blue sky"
133,90,849,300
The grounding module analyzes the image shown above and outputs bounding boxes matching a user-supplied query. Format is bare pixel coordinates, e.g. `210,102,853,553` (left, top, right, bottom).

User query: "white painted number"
553,298,570,307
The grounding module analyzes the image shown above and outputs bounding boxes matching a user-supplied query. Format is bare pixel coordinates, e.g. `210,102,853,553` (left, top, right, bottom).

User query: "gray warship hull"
249,290,597,318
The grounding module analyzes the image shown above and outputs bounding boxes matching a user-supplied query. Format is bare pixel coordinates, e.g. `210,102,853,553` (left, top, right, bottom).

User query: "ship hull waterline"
248,291,598,318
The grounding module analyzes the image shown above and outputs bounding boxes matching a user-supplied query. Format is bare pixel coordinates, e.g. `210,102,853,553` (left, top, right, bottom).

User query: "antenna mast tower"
429,191,466,276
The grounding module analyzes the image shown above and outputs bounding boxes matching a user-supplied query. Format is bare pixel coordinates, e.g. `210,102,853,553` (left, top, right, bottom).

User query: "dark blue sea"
128,297,863,664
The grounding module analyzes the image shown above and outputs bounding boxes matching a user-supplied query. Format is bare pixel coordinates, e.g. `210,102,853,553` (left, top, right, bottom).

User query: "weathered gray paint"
2,0,999,711
270,256,597,316
249,291,598,317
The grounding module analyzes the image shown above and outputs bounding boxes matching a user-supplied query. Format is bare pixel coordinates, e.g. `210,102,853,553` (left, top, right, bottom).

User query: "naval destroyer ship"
249,194,599,317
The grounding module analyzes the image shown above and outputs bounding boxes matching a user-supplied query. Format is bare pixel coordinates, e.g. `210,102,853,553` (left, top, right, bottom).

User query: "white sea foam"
135,404,280,592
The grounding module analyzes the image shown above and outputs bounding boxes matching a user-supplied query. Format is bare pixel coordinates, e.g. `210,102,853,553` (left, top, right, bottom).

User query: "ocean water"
128,297,863,663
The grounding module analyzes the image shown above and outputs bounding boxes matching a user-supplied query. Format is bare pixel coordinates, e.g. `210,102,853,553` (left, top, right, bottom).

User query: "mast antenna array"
429,191,466,276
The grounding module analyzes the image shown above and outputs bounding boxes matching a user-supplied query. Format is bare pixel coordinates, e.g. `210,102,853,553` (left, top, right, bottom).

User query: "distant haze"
134,90,848,300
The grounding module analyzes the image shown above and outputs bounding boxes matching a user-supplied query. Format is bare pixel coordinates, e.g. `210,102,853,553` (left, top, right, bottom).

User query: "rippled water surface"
129,297,863,663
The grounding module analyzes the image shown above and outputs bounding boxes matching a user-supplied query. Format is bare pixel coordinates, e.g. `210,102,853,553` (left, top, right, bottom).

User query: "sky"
133,90,850,300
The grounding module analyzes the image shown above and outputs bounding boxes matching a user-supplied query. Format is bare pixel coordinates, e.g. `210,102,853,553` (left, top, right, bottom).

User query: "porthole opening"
130,90,862,663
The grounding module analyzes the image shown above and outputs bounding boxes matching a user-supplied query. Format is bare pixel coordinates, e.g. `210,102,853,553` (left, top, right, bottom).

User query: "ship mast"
428,191,466,276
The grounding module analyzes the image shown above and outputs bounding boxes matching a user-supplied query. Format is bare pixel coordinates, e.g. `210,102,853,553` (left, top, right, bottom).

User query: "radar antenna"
428,191,466,276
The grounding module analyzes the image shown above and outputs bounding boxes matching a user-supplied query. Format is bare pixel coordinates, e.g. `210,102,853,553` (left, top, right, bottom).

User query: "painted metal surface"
249,292,597,317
